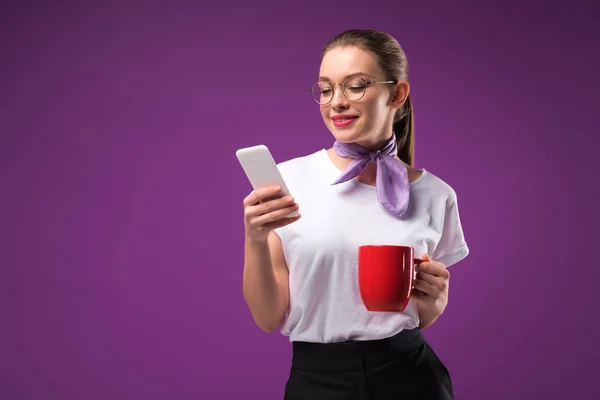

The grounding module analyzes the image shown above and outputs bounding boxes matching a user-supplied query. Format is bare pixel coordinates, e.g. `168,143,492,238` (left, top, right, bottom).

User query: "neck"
327,133,419,186
326,148,393,186
355,132,396,151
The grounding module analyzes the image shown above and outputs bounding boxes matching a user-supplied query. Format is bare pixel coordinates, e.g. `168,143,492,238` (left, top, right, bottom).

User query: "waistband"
291,328,426,372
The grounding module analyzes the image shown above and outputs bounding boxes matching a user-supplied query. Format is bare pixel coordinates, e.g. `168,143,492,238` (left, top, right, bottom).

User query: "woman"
241,29,469,400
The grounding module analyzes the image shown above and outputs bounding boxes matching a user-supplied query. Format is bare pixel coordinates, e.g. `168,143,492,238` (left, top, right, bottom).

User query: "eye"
347,85,366,93
344,78,367,93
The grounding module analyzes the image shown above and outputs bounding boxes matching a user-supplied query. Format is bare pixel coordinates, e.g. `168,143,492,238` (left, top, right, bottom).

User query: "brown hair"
322,29,415,166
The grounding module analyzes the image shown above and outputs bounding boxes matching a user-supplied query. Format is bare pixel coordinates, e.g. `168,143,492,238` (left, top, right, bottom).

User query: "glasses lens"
343,77,367,101
311,82,333,104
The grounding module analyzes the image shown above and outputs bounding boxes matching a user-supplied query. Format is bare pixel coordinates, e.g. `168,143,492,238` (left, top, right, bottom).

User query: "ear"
390,81,410,110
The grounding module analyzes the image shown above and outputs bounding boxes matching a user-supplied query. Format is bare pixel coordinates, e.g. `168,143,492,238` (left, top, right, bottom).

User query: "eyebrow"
318,72,375,82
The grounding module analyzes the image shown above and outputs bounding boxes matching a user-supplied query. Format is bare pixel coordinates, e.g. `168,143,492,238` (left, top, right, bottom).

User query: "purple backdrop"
2,0,598,399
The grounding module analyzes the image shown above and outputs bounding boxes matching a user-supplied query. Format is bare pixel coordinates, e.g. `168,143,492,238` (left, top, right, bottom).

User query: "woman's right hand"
243,185,301,243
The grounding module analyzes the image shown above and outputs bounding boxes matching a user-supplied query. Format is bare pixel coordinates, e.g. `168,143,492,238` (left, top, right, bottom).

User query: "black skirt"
284,328,454,400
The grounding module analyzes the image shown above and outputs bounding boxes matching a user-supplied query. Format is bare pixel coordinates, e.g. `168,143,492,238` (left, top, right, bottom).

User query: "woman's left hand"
412,254,450,329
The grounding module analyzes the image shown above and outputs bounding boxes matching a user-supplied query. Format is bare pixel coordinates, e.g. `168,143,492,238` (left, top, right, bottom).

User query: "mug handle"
411,258,425,294
402,257,425,304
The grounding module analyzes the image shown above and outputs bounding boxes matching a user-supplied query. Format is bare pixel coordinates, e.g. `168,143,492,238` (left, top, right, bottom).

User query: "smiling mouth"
331,115,358,121
332,116,358,127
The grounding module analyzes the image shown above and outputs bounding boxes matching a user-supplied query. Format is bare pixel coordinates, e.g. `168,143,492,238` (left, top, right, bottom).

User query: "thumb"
421,253,431,262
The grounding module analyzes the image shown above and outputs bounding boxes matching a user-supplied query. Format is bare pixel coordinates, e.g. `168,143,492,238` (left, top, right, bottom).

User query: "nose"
330,83,349,109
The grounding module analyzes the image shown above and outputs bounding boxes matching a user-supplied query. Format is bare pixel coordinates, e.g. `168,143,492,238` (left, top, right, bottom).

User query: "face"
317,46,408,149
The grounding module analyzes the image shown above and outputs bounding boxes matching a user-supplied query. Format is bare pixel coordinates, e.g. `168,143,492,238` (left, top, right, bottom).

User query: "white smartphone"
235,144,299,217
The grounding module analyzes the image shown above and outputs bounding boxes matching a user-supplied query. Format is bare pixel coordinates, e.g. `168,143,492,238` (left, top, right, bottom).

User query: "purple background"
2,0,598,399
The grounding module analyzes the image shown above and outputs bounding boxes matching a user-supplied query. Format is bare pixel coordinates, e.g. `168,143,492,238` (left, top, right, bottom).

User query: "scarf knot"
331,134,410,218
368,150,381,162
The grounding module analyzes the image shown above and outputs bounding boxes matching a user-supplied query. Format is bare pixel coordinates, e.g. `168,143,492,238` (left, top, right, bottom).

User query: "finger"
413,278,437,296
243,185,282,206
263,213,302,229
252,203,300,226
244,186,283,206
416,267,447,283
415,270,439,286
246,197,297,220
256,196,297,214
417,260,449,278
416,271,448,293
411,288,429,298
420,253,444,268
426,254,447,270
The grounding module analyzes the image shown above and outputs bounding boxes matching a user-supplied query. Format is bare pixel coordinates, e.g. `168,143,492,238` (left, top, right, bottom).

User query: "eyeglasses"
309,76,397,105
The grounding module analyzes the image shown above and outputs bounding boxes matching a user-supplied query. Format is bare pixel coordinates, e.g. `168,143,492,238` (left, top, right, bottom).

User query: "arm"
241,185,299,333
418,308,442,330
242,232,290,333
416,190,469,329
413,254,450,330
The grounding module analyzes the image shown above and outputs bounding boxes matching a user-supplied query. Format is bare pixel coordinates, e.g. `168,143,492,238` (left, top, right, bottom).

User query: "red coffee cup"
358,245,423,312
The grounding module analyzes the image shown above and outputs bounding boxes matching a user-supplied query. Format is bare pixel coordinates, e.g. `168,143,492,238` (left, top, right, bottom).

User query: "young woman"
241,29,469,400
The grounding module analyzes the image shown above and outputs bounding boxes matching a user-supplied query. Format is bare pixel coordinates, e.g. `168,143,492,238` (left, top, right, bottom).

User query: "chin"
328,124,366,143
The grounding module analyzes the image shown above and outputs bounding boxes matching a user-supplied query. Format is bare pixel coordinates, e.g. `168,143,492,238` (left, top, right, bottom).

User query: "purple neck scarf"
332,134,409,217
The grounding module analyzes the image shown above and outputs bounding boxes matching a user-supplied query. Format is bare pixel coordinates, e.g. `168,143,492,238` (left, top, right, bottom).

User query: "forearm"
242,236,286,332
418,310,440,330
416,299,445,330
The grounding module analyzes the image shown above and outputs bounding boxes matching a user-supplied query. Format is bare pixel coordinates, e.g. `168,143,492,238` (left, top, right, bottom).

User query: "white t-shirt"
273,149,469,343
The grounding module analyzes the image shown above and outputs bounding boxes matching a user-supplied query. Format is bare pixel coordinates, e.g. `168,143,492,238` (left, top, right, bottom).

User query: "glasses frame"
309,76,398,105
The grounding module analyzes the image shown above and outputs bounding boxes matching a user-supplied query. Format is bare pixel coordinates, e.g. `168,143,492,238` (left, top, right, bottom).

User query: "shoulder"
276,149,326,175
413,169,459,204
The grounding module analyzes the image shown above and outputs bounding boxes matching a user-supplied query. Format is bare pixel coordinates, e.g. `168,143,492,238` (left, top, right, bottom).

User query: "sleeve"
431,189,469,268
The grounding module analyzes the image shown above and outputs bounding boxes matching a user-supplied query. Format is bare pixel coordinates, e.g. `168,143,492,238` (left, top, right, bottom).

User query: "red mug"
358,245,423,312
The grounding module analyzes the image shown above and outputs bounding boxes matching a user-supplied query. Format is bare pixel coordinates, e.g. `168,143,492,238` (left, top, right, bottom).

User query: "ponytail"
393,94,415,167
